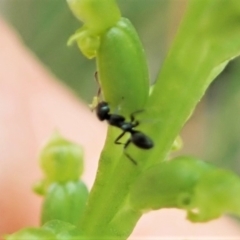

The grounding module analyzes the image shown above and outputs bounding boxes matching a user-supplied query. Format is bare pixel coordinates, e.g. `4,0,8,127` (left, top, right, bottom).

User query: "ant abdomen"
131,131,154,149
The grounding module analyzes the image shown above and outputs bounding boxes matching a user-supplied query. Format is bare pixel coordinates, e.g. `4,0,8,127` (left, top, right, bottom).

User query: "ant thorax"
120,122,134,131
108,114,125,128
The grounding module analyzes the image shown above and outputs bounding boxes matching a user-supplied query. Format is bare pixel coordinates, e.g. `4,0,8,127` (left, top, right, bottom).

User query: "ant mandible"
96,101,154,165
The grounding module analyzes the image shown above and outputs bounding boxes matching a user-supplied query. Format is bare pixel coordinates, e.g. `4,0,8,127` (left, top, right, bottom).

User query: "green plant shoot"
6,0,240,240
67,0,150,114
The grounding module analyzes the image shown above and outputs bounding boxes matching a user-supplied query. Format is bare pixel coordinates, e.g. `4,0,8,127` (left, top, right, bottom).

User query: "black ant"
96,101,154,165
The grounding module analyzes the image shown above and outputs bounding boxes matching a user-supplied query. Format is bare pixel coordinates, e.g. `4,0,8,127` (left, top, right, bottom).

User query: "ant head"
96,101,110,121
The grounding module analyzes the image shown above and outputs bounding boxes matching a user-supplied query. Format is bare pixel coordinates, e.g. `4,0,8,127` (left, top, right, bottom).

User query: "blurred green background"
1,0,240,175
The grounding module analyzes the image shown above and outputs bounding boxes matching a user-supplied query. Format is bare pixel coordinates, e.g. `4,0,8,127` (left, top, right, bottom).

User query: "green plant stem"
143,0,240,169
101,203,142,238
81,0,240,238
81,149,141,237
80,128,121,232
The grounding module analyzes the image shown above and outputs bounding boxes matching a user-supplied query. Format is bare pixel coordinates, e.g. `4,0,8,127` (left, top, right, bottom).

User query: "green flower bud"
69,18,150,111
187,169,240,222
41,181,89,226
130,156,214,211
5,228,55,240
40,133,84,183
66,0,121,34
67,1,150,110
97,18,150,114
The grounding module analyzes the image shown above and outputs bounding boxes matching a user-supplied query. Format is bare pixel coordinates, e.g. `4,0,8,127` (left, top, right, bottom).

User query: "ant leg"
123,139,137,165
130,110,144,121
114,131,127,145
130,110,144,127
115,134,137,165
124,152,137,165
124,138,131,149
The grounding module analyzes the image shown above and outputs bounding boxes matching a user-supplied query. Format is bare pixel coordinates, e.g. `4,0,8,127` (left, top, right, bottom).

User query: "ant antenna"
89,71,103,111
94,71,102,100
